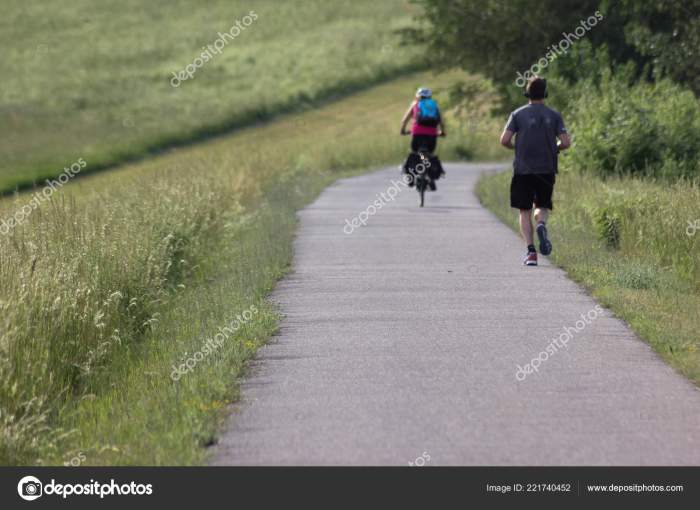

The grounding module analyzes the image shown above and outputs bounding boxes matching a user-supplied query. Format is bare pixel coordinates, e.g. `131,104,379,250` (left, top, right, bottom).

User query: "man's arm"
556,113,571,150
501,112,517,149
500,129,515,150
557,132,571,151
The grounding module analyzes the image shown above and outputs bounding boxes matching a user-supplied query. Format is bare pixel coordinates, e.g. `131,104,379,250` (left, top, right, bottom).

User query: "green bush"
565,73,700,179
594,206,622,249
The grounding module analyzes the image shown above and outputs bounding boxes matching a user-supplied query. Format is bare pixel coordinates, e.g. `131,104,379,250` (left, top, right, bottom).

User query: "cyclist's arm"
438,114,446,136
400,102,415,134
500,129,515,149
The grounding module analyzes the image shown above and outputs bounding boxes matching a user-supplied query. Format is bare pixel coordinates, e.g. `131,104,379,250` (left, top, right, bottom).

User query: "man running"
500,77,571,266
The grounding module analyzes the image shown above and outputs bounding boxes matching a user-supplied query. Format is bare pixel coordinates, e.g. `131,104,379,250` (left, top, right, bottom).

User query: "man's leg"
533,174,555,255
511,174,538,265
519,208,535,248
534,207,549,225
534,208,552,255
519,208,538,266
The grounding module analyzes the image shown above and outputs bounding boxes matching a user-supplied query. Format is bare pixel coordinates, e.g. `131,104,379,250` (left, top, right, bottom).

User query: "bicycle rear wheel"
418,175,426,207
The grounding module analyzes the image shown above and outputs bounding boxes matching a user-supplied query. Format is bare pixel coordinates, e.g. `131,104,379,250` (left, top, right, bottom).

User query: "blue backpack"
416,98,440,127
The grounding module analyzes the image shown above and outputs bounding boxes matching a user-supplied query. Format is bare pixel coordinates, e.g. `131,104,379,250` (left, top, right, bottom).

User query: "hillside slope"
0,0,419,191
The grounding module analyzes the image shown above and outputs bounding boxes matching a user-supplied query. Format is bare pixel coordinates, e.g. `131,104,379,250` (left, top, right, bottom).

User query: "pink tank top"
411,102,439,136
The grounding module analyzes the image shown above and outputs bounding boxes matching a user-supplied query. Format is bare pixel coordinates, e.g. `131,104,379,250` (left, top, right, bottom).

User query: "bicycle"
401,132,445,207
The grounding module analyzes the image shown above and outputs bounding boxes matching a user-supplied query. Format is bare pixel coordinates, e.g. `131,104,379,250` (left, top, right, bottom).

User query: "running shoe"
536,222,552,256
523,251,538,266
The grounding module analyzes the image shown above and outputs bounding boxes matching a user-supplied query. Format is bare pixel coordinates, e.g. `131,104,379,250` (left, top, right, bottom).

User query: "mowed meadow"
0,0,421,192
0,61,501,465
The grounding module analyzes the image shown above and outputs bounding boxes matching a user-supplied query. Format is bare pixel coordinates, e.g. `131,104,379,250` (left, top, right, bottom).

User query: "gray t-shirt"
505,103,567,175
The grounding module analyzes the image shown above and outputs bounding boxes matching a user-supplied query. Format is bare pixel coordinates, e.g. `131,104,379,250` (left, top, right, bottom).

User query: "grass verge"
476,169,700,386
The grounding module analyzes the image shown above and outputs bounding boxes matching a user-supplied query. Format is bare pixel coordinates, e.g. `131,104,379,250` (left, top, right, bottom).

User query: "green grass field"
7,0,697,470
0,0,421,192
0,68,501,466
476,170,700,386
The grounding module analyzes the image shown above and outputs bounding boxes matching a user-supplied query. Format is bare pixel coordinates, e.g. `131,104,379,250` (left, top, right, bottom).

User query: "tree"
409,0,700,95
406,0,601,85
618,0,700,93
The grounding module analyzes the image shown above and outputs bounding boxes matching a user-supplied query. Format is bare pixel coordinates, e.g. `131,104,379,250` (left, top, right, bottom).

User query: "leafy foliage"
407,0,600,85
618,0,700,93
412,0,700,95
564,71,700,179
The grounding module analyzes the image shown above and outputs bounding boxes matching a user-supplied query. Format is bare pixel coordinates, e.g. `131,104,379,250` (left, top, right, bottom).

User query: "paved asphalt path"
212,163,700,465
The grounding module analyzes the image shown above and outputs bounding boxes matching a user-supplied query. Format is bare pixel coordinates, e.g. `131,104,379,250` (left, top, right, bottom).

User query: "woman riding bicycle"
399,87,446,152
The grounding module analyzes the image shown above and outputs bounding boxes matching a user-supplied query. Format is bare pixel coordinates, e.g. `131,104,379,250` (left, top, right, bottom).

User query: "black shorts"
510,173,556,210
411,135,437,153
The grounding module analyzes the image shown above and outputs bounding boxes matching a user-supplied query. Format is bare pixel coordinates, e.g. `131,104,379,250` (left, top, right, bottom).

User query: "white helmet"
416,87,432,98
